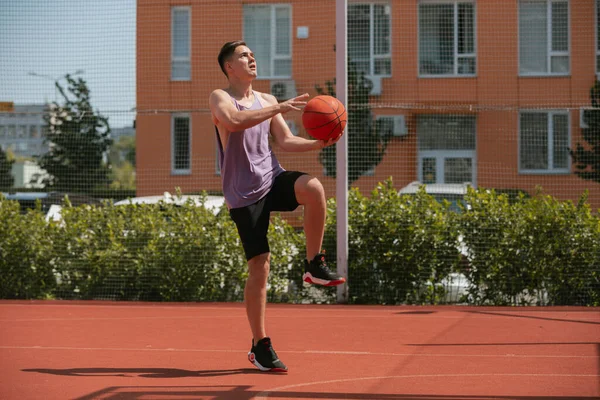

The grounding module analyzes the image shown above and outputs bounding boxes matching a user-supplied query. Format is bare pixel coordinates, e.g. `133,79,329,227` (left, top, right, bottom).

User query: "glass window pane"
373,4,390,56
275,7,290,55
171,61,190,80
458,57,476,74
17,125,27,138
552,113,569,169
173,117,190,170
349,5,371,70
420,4,454,75
172,9,189,58
422,158,437,184
244,5,272,77
519,1,547,74
520,113,548,170
444,158,473,184
274,59,291,76
374,58,391,75
458,3,475,54
551,56,569,73
29,125,39,138
417,115,476,150
551,1,568,52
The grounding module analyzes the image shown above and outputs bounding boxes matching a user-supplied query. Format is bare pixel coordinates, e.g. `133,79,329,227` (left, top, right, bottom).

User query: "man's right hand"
279,93,310,113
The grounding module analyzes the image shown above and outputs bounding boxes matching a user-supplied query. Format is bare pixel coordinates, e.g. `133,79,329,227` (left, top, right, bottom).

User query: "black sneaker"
303,253,346,286
248,337,288,373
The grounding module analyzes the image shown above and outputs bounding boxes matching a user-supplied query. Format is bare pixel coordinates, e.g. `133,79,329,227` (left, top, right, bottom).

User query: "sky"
0,0,136,128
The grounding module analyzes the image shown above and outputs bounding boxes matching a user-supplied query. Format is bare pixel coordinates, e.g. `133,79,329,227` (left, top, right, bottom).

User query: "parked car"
114,192,226,216
398,181,471,212
398,181,472,302
1,191,103,222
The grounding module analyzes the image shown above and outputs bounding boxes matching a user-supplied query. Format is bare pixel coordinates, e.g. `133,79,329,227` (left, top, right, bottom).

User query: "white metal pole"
335,0,348,303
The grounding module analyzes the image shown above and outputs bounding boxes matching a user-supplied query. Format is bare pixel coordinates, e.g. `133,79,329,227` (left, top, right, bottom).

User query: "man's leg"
293,174,326,261
245,252,270,342
293,174,346,286
230,198,287,372
245,251,288,372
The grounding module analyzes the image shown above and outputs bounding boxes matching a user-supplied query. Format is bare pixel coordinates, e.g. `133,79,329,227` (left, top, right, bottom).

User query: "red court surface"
0,301,598,400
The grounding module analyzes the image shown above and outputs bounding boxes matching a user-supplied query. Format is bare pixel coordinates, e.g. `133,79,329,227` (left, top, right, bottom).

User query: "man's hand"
279,93,310,114
318,132,343,149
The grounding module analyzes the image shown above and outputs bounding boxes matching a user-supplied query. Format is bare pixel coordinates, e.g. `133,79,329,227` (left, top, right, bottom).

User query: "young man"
209,40,346,373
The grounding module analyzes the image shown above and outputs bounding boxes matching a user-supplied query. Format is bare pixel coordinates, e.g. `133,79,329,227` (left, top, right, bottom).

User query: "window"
7,125,16,138
29,125,40,139
171,7,191,80
172,115,191,174
519,0,569,75
17,125,27,138
417,115,477,184
349,3,392,77
520,111,570,173
419,1,476,76
243,4,292,78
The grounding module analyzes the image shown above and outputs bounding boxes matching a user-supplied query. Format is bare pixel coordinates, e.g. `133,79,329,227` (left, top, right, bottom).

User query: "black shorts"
229,171,307,261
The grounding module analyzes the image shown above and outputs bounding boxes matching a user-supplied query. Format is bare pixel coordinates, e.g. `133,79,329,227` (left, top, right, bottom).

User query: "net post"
335,0,348,304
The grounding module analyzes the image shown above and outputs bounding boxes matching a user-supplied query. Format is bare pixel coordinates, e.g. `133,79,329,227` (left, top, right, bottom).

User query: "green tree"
570,79,600,183
0,147,15,189
108,135,136,189
38,74,113,192
316,62,394,185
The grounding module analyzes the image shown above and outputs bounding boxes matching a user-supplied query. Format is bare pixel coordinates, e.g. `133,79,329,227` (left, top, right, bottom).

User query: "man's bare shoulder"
210,88,229,99
256,91,278,106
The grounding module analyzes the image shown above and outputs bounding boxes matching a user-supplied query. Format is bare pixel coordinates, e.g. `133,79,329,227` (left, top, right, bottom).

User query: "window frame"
518,0,570,77
418,150,477,184
417,0,477,78
243,4,293,80
416,114,477,184
348,1,393,78
518,110,571,174
171,113,191,175
171,6,191,81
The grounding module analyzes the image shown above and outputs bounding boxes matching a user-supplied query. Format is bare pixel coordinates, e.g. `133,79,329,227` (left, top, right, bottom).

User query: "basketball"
302,95,347,141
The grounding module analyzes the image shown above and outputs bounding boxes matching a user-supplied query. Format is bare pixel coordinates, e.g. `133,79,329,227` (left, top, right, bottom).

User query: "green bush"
52,200,153,300
0,196,57,298
1,184,598,306
457,188,600,306
49,195,304,302
324,179,462,305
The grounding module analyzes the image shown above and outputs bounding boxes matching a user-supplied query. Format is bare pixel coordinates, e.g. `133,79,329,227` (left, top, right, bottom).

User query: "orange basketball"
302,95,347,141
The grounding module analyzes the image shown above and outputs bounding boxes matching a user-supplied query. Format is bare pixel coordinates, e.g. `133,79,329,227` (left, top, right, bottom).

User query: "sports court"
1,301,598,399
2,1,600,399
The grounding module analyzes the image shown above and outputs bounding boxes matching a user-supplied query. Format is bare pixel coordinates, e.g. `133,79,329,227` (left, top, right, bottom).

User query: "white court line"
1,315,598,322
255,373,600,399
1,303,597,315
0,345,597,359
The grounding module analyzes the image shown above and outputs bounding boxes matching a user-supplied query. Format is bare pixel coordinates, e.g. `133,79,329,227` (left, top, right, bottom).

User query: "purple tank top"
216,92,284,209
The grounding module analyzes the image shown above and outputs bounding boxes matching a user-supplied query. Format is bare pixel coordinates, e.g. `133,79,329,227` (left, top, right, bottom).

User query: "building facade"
136,0,600,209
0,104,48,159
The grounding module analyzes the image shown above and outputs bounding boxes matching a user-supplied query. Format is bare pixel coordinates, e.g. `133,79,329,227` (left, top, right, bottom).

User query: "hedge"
0,183,598,306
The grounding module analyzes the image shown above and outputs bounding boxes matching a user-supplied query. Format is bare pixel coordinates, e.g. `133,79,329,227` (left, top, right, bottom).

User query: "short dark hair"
218,40,246,77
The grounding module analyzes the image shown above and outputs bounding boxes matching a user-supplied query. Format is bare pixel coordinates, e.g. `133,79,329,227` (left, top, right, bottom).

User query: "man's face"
228,45,257,78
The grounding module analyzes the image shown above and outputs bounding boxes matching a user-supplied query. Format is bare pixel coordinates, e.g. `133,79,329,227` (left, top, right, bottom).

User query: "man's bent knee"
295,175,325,205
